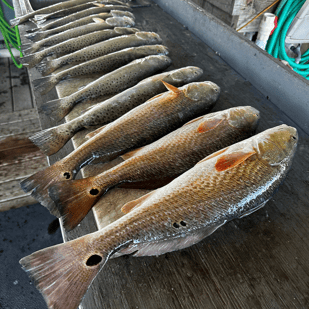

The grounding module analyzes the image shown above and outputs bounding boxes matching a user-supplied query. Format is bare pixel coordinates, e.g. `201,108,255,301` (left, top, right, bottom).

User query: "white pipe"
256,13,276,50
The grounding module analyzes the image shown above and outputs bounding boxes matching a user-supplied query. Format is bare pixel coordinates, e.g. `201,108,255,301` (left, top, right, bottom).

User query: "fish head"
135,32,163,44
114,27,140,35
110,10,135,19
254,125,298,166
135,45,169,56
227,106,260,132
183,81,220,102
168,66,203,83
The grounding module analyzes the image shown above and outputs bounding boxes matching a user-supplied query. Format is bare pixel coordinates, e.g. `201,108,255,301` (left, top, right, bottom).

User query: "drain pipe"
256,13,277,50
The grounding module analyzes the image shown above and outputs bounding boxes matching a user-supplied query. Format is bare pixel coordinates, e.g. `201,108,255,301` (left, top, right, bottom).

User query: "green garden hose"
266,0,309,80
0,0,23,68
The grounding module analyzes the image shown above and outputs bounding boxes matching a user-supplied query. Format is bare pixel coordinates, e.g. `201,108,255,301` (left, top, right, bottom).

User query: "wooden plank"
0,117,40,137
0,194,38,212
9,58,34,111
0,57,13,113
0,108,38,124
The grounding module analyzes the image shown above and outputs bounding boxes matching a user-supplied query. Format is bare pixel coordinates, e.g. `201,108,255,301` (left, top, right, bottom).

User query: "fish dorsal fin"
182,115,204,127
121,191,156,214
93,17,105,23
120,147,144,160
85,125,107,139
162,81,181,93
215,151,256,172
93,3,105,7
197,117,224,133
197,148,228,165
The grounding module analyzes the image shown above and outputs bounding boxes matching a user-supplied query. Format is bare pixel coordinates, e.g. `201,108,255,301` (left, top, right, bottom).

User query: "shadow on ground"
0,203,63,309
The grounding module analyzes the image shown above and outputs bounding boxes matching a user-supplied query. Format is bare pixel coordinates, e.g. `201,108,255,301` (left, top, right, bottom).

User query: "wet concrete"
0,203,62,309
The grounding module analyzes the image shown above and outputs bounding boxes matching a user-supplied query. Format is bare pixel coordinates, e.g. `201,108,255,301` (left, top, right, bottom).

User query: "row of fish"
13,1,298,309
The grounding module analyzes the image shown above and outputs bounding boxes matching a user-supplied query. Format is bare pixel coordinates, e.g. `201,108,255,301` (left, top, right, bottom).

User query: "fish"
32,45,169,95
29,66,203,156
49,106,260,231
20,81,220,216
19,124,298,309
34,5,133,31
38,54,171,122
10,0,129,26
21,16,136,67
22,25,139,55
32,1,130,24
24,12,135,45
32,31,162,74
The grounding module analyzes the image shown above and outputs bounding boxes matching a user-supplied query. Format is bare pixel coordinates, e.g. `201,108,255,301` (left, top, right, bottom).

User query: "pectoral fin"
197,118,223,133
162,81,181,93
197,148,228,165
182,115,204,127
215,151,256,172
121,191,156,214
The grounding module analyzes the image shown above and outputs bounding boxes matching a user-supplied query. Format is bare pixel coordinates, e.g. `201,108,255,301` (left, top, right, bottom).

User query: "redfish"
38,54,172,122
29,66,203,156
49,106,260,230
20,81,220,216
20,124,298,309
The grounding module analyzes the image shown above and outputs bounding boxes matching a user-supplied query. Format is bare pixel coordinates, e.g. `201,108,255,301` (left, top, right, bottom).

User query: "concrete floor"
0,203,62,309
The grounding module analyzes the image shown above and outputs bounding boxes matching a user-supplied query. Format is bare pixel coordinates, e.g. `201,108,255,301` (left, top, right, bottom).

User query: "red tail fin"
48,177,104,231
20,235,109,309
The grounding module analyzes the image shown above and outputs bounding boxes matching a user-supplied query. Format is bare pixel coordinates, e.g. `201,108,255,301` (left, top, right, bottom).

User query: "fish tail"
20,235,109,309
10,16,23,27
25,31,46,42
20,161,76,217
20,44,33,54
33,14,49,21
29,121,78,156
19,53,43,68
38,97,71,122
36,60,56,76
49,176,105,231
25,27,39,33
36,18,47,25
32,75,59,95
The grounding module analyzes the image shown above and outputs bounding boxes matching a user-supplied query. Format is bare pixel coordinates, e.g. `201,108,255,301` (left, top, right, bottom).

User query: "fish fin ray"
215,151,256,172
121,191,156,214
162,81,181,93
197,117,224,133
35,60,55,76
29,123,76,156
32,76,58,95
19,237,108,309
39,98,69,122
239,200,269,218
48,177,103,231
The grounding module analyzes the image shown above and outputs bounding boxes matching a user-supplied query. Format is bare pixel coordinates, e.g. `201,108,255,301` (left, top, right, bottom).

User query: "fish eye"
63,172,71,179
291,136,297,140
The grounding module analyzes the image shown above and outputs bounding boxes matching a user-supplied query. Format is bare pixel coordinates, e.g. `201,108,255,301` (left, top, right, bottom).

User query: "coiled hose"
266,0,309,79
0,0,23,68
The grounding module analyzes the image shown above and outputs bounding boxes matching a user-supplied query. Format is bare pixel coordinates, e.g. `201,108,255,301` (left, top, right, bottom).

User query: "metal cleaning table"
13,0,309,308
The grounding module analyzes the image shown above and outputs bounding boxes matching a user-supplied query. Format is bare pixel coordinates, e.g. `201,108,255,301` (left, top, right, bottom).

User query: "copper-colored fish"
29,66,203,156
20,124,298,309
20,81,220,216
49,106,260,230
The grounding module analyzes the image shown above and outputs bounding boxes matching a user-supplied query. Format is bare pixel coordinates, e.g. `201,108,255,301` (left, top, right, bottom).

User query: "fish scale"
20,81,220,217
19,126,298,309
48,106,260,231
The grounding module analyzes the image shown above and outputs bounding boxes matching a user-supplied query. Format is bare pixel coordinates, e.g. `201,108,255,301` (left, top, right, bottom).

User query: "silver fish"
21,16,136,67
25,12,135,42
34,31,163,75
39,55,172,121
29,66,203,156
19,124,298,309
32,45,169,95
36,5,132,31
22,26,139,54
32,1,130,24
